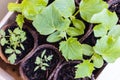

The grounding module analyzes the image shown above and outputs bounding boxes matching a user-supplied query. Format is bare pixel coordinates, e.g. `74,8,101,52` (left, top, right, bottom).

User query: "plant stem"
79,24,93,43
73,9,80,17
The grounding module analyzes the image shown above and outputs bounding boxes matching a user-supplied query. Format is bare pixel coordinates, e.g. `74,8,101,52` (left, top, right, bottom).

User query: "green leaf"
8,53,16,64
35,57,42,65
16,14,24,29
42,63,49,66
93,24,108,37
59,31,67,38
59,38,82,60
47,55,53,61
92,54,104,68
80,0,108,22
0,30,5,37
5,48,14,54
81,44,94,56
34,66,39,71
15,49,21,54
53,0,75,17
33,5,70,35
13,28,21,34
8,29,12,34
20,32,26,42
91,9,118,26
68,17,85,37
75,60,94,78
44,55,47,60
41,50,46,58
22,0,49,20
41,66,46,70
8,3,22,12
20,44,25,50
92,9,118,37
72,18,85,30
57,18,70,31
94,36,120,63
66,27,84,37
47,31,62,42
108,25,120,39
10,33,18,42
0,38,7,46
8,0,48,20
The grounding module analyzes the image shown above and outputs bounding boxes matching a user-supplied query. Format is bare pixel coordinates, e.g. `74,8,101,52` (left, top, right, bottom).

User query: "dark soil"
48,0,55,5
54,61,81,80
108,0,120,21
21,44,62,80
53,61,95,80
2,24,34,64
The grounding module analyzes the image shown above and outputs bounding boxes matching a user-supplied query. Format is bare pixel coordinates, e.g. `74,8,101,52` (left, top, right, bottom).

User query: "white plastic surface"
96,58,120,80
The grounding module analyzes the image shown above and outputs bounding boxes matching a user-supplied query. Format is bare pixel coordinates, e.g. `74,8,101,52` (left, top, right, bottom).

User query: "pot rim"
20,44,64,80
0,22,38,65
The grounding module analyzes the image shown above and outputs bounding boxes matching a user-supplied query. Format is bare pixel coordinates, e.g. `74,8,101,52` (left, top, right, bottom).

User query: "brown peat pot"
20,44,64,80
0,22,38,65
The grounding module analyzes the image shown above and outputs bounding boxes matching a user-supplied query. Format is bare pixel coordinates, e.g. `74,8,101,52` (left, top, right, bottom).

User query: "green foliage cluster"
0,28,26,64
0,14,26,64
34,49,53,71
8,0,120,79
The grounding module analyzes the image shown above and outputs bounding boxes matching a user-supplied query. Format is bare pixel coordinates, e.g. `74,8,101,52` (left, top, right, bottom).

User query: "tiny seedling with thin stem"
0,27,26,64
0,15,26,64
34,49,53,71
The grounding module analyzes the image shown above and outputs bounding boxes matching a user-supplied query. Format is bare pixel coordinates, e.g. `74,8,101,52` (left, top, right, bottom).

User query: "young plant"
0,15,26,64
34,49,53,71
7,0,120,79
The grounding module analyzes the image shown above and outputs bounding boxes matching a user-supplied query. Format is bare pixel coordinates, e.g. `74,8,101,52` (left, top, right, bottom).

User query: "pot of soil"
53,61,95,80
0,21,38,65
20,44,63,80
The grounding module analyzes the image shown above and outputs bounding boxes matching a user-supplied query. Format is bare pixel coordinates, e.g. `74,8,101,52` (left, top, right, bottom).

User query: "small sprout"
34,49,53,71
0,27,26,64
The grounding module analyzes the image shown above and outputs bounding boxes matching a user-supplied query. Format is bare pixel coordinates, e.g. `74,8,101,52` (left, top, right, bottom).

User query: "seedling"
0,15,26,64
34,49,53,71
